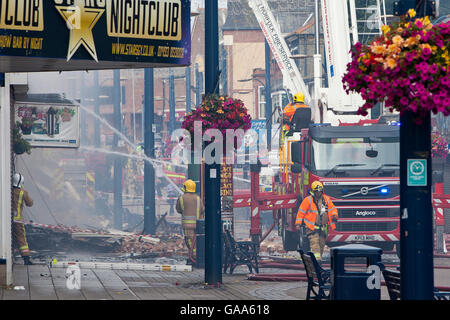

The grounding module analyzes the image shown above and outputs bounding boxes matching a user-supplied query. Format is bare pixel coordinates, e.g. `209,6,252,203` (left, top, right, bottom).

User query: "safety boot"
23,256,33,265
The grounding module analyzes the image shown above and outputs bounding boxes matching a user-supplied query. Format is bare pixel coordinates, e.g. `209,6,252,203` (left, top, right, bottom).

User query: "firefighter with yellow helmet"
12,173,34,265
176,180,204,264
282,92,309,134
295,181,338,261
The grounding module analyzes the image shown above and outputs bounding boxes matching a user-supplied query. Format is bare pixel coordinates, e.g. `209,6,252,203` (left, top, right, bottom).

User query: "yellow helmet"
293,92,305,103
182,179,196,193
310,181,324,195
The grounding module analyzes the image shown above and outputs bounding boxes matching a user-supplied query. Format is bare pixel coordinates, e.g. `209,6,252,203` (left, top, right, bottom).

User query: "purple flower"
409,100,418,112
433,95,441,105
406,51,416,62
416,61,429,73
400,97,409,106
441,76,450,87
429,64,439,74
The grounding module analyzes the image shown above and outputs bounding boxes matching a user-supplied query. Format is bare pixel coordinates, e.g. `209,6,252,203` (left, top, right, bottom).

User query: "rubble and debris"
24,220,188,259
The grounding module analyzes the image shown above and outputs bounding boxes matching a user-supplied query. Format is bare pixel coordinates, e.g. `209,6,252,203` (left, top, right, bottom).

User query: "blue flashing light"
380,187,389,195
389,121,401,126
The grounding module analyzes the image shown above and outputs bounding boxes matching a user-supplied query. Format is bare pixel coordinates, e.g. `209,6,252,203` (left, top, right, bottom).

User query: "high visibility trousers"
307,231,326,261
183,227,196,260
12,222,30,257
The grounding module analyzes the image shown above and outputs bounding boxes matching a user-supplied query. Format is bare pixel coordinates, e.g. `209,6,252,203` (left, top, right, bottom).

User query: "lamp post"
204,0,222,286
113,69,123,231
143,68,156,235
395,0,437,300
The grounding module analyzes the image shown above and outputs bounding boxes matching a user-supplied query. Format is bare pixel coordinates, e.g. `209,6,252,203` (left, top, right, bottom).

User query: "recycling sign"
407,159,427,186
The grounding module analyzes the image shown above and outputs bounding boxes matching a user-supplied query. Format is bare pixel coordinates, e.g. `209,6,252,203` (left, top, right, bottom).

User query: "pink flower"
415,19,423,29
429,64,439,74
406,51,416,62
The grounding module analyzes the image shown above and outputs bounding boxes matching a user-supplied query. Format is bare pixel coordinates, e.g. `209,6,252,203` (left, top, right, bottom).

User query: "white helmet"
12,173,24,188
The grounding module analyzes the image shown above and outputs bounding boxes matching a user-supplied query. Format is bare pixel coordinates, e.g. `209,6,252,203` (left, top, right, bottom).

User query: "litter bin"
0,258,6,286
330,244,383,300
195,219,205,269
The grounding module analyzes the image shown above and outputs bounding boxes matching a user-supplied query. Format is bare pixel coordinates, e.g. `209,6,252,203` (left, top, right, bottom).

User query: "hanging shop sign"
0,0,191,72
14,102,80,148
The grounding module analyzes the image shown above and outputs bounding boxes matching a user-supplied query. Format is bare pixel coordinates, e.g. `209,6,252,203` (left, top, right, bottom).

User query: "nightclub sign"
0,0,191,72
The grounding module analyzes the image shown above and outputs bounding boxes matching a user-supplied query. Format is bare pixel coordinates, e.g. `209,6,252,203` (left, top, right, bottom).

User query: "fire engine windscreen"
310,136,399,177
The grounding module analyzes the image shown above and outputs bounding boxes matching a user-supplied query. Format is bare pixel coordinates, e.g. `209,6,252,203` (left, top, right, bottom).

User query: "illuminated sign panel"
0,0,191,72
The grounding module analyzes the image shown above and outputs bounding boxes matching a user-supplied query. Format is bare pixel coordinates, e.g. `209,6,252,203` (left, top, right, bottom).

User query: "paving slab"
3,265,30,300
92,269,139,300
76,269,113,300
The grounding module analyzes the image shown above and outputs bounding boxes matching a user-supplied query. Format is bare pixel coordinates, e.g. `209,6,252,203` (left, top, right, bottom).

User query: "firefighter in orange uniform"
282,92,309,134
295,181,338,261
12,173,34,265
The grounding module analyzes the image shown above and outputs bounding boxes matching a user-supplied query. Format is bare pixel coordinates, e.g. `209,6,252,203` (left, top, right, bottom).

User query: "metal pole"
186,67,191,113
113,69,123,230
195,64,201,106
80,72,87,145
205,0,222,286
399,0,434,300
313,0,322,123
169,70,175,132
143,68,156,235
94,71,100,148
0,74,12,286
265,40,272,150
222,45,228,95
400,111,433,300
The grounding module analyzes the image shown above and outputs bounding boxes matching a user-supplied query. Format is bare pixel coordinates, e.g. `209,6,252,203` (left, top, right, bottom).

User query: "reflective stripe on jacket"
295,194,338,231
12,188,33,222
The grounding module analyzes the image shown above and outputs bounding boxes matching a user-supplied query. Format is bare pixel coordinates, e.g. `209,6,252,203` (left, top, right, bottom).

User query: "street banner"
221,164,233,234
14,102,80,148
0,0,191,72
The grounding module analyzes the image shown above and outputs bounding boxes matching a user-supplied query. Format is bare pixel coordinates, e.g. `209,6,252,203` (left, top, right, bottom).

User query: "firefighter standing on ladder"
11,173,34,265
282,92,309,136
295,181,338,261
176,180,204,265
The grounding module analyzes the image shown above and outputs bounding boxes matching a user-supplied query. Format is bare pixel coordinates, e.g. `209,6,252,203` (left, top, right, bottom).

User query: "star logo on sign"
56,0,104,62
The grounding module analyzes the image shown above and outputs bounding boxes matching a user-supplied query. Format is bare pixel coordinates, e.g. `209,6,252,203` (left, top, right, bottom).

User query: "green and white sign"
407,159,427,186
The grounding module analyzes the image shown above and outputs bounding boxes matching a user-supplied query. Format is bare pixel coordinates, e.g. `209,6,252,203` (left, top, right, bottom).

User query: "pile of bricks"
259,236,285,255
116,233,187,256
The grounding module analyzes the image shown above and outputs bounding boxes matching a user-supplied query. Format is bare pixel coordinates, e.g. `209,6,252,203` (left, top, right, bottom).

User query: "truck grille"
336,222,398,232
326,184,400,199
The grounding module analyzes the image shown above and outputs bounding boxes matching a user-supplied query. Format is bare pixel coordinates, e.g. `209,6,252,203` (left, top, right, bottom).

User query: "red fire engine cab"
234,110,401,257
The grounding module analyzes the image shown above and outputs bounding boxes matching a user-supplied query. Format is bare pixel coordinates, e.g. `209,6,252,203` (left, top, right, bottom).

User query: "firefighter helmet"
293,92,305,103
182,179,196,193
12,173,24,188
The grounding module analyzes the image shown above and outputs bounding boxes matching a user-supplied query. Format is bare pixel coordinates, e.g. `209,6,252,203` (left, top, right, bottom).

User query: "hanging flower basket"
12,122,32,155
343,9,450,123
182,94,252,153
431,131,448,159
